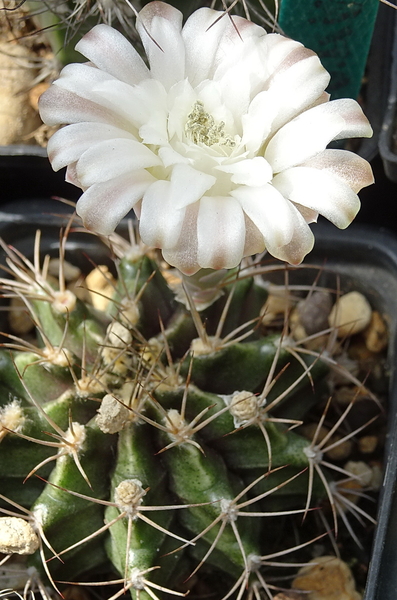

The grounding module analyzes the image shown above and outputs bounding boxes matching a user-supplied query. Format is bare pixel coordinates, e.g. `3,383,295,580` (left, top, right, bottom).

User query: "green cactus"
0,221,384,600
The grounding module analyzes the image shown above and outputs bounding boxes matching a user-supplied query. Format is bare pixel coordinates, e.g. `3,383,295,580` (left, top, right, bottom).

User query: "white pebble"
96,394,131,434
0,517,39,555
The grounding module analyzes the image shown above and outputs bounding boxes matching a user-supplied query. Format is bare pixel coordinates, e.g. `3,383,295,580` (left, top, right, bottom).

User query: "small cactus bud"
229,391,259,424
114,479,146,515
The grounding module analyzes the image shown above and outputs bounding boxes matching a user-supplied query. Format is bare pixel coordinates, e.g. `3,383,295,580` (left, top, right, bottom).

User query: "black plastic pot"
269,222,397,600
379,5,397,182
0,145,79,201
312,224,397,600
0,201,396,599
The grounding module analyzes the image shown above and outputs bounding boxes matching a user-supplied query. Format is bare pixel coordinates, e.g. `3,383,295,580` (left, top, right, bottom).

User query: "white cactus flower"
39,1,374,275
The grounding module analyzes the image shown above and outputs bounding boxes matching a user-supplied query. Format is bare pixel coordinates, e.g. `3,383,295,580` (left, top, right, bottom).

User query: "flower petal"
263,51,330,133
241,91,277,154
162,203,200,275
75,24,149,85
136,1,185,90
301,149,374,193
265,99,373,173
65,162,79,187
47,122,136,171
170,164,216,209
243,214,266,257
195,79,236,134
232,183,295,249
76,170,155,234
264,34,309,77
90,79,168,143
54,63,116,101
272,167,361,228
216,157,272,186
182,8,235,85
213,35,268,120
272,214,314,265
39,85,124,127
167,79,197,140
158,145,190,167
197,196,246,270
76,138,161,187
139,180,186,248
183,7,263,87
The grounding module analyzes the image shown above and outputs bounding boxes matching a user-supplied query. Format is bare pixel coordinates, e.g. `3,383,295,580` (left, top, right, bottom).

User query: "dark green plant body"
0,231,381,600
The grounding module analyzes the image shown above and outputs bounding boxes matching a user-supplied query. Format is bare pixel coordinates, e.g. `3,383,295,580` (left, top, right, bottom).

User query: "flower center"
185,101,235,148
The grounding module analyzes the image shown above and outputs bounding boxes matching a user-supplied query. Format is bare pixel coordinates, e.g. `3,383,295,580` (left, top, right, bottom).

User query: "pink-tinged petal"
231,184,295,249
211,16,265,81
295,205,319,224
139,180,186,248
39,85,125,127
243,214,266,257
91,79,168,140
136,2,185,90
301,149,374,193
264,52,330,133
240,51,329,154
162,203,200,275
197,196,246,270
265,105,341,173
65,163,80,187
54,63,116,101
76,171,155,234
272,167,360,228
331,99,373,140
267,44,318,81
264,34,309,77
216,157,272,186
75,24,149,85
183,7,263,87
265,99,373,173
170,164,216,209
76,138,161,187
47,123,136,171
272,214,315,265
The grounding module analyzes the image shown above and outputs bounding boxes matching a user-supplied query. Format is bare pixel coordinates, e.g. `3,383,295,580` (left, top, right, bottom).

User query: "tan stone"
328,292,372,338
8,296,35,335
363,311,388,353
292,556,361,600
261,292,291,325
84,265,116,311
358,435,378,454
